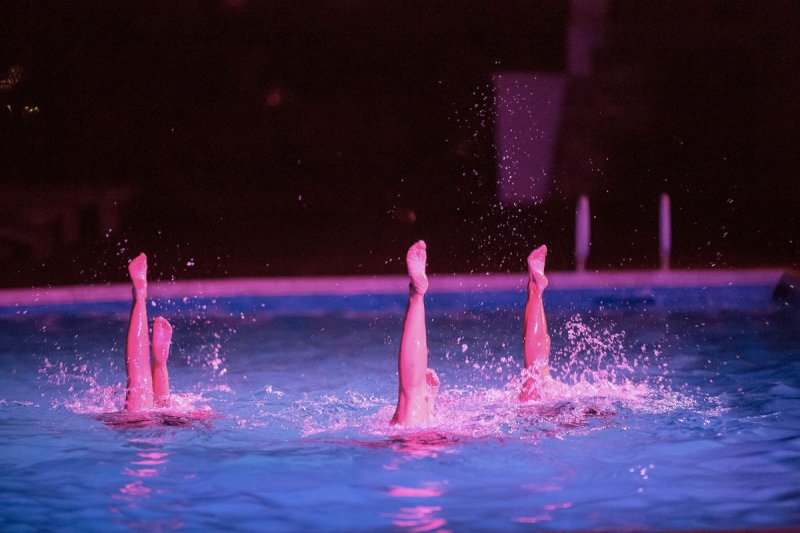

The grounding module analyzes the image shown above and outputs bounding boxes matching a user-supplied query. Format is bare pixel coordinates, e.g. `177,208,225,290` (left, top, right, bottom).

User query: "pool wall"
1,269,797,316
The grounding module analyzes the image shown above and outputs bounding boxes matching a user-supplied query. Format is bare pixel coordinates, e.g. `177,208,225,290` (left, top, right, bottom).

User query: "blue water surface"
1,291,799,532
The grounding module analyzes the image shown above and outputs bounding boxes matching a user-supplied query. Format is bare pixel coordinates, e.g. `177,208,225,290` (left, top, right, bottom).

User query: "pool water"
1,291,800,531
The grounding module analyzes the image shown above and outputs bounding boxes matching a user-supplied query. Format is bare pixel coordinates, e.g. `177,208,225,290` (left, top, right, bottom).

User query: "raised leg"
520,245,552,401
125,253,154,411
391,240,436,426
152,317,172,407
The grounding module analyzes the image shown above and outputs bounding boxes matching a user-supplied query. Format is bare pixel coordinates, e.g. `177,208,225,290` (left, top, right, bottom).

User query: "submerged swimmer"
390,242,554,427
520,245,552,401
391,241,440,427
125,253,173,411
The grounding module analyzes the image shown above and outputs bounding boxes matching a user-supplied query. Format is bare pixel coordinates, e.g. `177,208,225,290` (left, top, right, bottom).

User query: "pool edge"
0,268,796,307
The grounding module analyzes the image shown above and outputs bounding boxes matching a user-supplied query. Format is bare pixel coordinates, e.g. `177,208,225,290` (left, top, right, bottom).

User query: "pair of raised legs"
391,242,551,426
125,253,172,412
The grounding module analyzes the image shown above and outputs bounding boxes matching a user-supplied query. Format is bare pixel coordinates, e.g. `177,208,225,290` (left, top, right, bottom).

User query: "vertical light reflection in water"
100,412,214,531
380,433,454,533
110,436,186,530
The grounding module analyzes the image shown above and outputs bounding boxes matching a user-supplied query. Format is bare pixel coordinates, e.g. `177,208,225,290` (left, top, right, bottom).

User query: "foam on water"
259,314,700,441
31,310,699,445
26,317,235,422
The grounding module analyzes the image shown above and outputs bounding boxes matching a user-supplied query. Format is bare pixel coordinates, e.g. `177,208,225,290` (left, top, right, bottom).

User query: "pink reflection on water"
107,418,209,512
384,480,449,531
347,432,454,531
138,452,169,460
114,436,172,507
117,446,168,502
388,485,446,498
512,515,552,524
388,480,448,499
118,480,152,498
132,459,168,465
384,506,450,533
123,467,159,478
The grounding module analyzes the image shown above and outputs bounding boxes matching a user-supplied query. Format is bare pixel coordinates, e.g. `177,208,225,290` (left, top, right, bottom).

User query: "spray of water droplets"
248,314,699,442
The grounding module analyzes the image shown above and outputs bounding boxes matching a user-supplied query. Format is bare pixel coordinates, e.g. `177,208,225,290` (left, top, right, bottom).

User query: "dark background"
1,0,799,288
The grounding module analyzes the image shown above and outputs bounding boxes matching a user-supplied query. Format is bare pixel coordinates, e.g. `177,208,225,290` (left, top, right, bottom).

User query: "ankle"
409,282,427,298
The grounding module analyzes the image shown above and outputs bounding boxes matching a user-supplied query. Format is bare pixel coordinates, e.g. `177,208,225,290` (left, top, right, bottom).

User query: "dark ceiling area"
1,0,798,288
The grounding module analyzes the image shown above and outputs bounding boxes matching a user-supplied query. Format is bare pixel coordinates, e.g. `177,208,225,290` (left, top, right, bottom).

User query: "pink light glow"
132,451,169,465
385,506,448,533
118,480,152,498
123,467,159,478
137,452,169,460
131,459,168,465
387,484,446,498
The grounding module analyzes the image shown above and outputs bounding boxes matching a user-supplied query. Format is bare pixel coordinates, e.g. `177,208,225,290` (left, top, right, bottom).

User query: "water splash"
277,314,697,441
37,331,228,419
36,311,698,440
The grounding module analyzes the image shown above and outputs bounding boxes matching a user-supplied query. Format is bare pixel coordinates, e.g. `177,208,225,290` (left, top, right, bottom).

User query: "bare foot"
426,368,440,418
152,317,172,405
527,245,548,293
407,240,428,296
128,253,148,299
152,317,172,367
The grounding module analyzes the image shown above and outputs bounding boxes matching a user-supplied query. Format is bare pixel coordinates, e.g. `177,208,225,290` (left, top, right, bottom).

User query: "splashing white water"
285,315,696,440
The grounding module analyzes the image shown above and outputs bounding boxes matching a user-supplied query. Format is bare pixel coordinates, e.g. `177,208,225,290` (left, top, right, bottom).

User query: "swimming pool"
1,270,799,531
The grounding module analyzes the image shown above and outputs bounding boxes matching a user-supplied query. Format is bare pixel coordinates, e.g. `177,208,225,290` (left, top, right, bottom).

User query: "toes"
154,317,173,337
